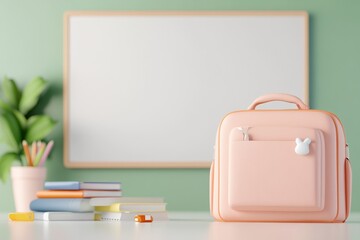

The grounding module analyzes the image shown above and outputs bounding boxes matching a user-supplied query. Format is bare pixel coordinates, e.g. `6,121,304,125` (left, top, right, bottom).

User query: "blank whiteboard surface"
64,12,308,167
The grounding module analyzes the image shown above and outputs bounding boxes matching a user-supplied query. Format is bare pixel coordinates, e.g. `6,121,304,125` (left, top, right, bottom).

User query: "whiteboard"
63,11,308,168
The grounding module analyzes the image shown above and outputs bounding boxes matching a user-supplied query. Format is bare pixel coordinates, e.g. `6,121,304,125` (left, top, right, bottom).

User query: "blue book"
44,181,121,190
30,198,94,212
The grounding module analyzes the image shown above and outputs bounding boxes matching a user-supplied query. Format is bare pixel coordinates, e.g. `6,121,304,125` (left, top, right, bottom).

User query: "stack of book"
30,181,122,221
92,197,168,221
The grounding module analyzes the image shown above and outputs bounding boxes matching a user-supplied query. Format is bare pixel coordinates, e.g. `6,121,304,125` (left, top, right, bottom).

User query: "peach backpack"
210,94,352,222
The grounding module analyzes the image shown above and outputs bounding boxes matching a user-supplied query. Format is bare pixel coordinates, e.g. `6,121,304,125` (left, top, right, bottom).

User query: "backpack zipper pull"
237,127,250,141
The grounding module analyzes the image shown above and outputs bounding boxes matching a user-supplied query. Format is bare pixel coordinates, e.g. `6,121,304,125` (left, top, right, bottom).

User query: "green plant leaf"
19,76,47,115
0,99,11,112
0,152,19,182
25,115,56,142
0,112,22,151
12,110,27,130
2,76,21,109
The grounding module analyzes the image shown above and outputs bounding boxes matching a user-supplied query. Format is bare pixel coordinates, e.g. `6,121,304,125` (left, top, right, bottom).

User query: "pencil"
22,140,32,166
38,141,54,167
31,142,37,164
33,142,46,166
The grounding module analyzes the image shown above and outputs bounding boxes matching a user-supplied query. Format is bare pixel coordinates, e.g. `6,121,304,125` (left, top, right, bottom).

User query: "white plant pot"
11,166,46,212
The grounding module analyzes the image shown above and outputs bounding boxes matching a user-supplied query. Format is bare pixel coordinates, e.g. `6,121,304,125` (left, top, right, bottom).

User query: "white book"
96,211,168,221
34,212,95,221
89,197,164,206
95,203,167,212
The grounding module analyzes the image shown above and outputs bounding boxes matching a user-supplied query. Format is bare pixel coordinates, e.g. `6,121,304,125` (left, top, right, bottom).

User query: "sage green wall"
0,0,359,212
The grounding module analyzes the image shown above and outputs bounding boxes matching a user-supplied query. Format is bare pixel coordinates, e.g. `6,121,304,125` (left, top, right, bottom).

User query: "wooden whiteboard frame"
63,11,309,168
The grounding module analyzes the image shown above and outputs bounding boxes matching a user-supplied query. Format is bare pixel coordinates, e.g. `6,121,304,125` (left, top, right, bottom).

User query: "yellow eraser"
8,212,34,221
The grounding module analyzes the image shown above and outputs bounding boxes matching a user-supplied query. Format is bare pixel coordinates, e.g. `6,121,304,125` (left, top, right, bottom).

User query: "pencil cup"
11,166,46,212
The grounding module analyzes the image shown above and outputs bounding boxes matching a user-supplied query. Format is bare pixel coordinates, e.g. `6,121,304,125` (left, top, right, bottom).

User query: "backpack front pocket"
228,127,325,212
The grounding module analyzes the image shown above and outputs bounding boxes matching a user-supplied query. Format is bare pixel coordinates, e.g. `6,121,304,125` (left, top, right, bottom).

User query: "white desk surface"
1,212,360,240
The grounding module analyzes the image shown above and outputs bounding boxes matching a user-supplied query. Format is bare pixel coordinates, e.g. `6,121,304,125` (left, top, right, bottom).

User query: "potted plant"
0,76,56,211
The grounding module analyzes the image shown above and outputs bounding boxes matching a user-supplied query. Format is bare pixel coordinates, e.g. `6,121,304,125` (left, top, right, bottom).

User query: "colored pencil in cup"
22,140,32,166
38,140,54,167
31,142,37,164
33,142,46,166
